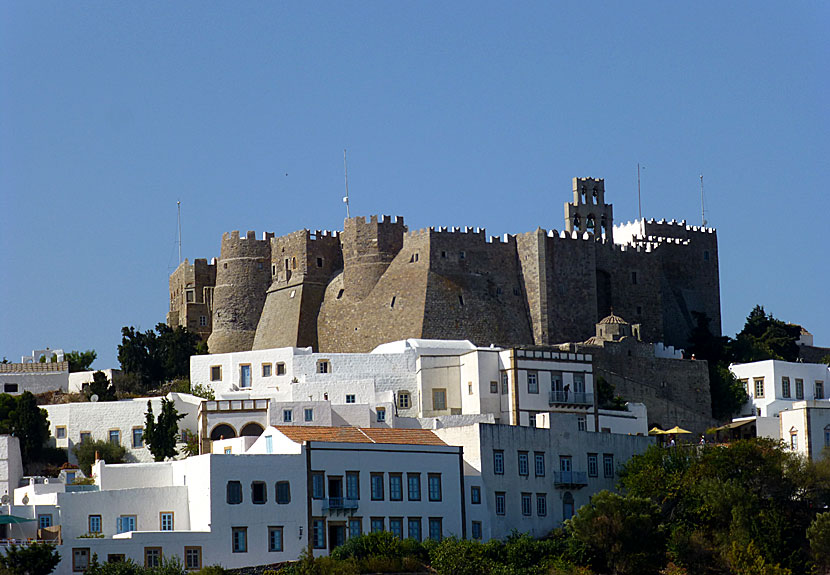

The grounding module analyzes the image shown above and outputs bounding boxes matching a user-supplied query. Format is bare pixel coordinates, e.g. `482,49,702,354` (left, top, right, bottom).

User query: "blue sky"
1,2,828,368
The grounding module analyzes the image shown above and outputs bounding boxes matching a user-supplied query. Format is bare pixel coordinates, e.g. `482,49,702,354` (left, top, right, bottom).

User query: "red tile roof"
274,426,447,446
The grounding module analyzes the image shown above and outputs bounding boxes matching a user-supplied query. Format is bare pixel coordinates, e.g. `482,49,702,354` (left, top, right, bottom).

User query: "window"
312,472,325,499
518,451,529,476
268,527,284,552
432,388,447,411
407,517,421,541
88,515,102,534
317,360,330,374
376,407,386,422
471,485,481,504
109,429,120,445
346,472,360,500
603,454,614,478
73,548,90,572
468,382,473,395
754,378,765,398
490,380,498,394
317,257,324,267
132,427,144,448
276,481,291,504
389,473,402,501
3,383,18,393
587,453,598,477
227,481,243,504
252,481,267,504
265,435,273,453
631,271,638,285
371,517,384,533
232,527,247,553
824,425,830,448
186,289,195,302
494,450,504,474
371,473,384,500
534,452,545,477
741,378,749,394
527,371,539,394
276,362,286,376
185,546,202,570
304,408,314,422
408,473,421,501
199,315,207,327
428,517,443,541
782,377,791,398
521,493,532,516
460,251,466,259
346,394,356,404
117,515,136,534
210,365,222,382
560,455,572,472
349,518,362,538
145,547,162,568
160,512,174,531
224,447,232,455
108,554,125,564
790,431,798,450
283,409,293,423
816,381,825,400
398,391,411,409
313,519,326,548
428,474,442,501
240,364,251,388
56,426,66,439
537,493,547,517
80,432,91,443
577,415,587,431
495,492,506,515
501,372,509,394
472,521,482,540
38,514,52,528
389,518,403,539
262,363,272,377
796,379,804,400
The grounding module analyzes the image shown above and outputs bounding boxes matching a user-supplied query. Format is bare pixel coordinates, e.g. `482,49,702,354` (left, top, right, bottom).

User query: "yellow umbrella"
665,426,692,434
648,427,666,435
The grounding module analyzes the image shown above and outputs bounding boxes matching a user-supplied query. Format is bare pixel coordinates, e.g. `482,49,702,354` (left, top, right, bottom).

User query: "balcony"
549,391,593,406
322,497,359,515
553,471,588,488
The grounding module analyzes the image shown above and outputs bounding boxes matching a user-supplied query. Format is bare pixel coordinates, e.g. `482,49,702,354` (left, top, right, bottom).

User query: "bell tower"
564,177,613,243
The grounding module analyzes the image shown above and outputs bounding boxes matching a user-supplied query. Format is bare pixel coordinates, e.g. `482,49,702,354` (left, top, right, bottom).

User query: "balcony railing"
549,391,593,406
322,497,359,512
553,471,589,488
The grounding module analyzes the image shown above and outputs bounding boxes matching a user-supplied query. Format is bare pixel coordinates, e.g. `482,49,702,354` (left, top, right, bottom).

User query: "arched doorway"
240,422,265,437
210,423,237,441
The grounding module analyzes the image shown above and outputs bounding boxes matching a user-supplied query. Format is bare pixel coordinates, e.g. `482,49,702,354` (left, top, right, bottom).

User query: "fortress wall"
417,228,532,346
515,230,548,344
208,231,273,354
167,258,217,340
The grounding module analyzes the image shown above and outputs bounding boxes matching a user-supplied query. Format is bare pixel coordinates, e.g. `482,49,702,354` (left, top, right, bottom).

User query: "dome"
599,313,629,326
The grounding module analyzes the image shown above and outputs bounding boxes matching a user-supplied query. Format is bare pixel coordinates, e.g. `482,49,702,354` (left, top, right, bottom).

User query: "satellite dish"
90,394,99,403
1,494,9,504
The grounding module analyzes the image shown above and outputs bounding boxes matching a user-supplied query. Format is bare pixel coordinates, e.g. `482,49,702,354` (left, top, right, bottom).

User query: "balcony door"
328,477,343,506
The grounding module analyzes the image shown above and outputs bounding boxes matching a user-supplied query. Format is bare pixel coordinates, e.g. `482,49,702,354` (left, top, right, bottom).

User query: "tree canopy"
84,371,117,402
0,541,60,574
143,399,185,462
72,439,127,476
0,392,51,464
65,349,97,372
117,324,207,393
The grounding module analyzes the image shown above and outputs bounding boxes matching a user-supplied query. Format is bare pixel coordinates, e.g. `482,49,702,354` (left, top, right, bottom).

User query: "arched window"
210,423,236,441
240,422,265,437
789,427,798,450
563,492,574,520
586,215,596,232
580,185,587,204
592,187,598,202
600,216,608,236
573,214,581,229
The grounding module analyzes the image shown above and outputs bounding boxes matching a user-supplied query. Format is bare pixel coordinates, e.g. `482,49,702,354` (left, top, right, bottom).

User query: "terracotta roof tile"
274,426,447,446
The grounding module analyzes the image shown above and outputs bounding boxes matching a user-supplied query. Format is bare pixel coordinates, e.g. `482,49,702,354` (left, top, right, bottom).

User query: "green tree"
84,371,117,402
807,512,830,574
567,490,665,575
144,398,185,461
72,439,127,476
0,541,60,574
118,324,206,392
732,305,801,363
3,392,51,464
65,349,97,372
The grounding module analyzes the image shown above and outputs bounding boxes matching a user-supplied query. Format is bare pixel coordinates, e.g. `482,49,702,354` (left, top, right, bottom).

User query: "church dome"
599,313,629,326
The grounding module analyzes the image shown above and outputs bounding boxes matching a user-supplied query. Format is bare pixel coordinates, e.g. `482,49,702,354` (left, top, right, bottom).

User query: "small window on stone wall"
390,296,396,309
337,289,344,299
317,360,330,374
317,257,323,267
631,271,638,285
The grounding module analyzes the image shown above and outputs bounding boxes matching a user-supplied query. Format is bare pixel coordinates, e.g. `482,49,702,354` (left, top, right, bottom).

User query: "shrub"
72,439,127,475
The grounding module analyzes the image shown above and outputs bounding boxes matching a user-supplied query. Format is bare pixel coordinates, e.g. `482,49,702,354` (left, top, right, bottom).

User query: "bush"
0,542,60,574
72,439,127,475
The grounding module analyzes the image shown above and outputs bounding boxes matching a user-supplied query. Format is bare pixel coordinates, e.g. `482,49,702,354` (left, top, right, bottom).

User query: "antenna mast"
177,200,182,264
637,163,644,236
343,149,351,219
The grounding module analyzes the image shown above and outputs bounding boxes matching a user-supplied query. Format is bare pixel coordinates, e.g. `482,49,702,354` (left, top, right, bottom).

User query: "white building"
779,401,830,461
0,361,69,395
44,393,202,464
0,436,23,502
67,369,122,394
21,348,65,364
5,425,464,573
730,360,830,418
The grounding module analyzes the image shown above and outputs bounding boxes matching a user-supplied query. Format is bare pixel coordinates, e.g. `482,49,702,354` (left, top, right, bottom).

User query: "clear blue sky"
1,3,828,368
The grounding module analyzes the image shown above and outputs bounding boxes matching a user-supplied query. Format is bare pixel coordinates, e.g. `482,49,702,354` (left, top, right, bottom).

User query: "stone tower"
340,215,406,302
207,231,273,354
564,177,613,242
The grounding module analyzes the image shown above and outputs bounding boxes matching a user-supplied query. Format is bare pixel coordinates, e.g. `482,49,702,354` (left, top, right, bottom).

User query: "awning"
0,515,35,525
664,426,692,434
712,419,755,432
649,427,667,435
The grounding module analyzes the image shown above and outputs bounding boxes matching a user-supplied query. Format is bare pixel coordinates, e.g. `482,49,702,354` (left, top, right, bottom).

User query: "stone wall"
167,258,216,340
